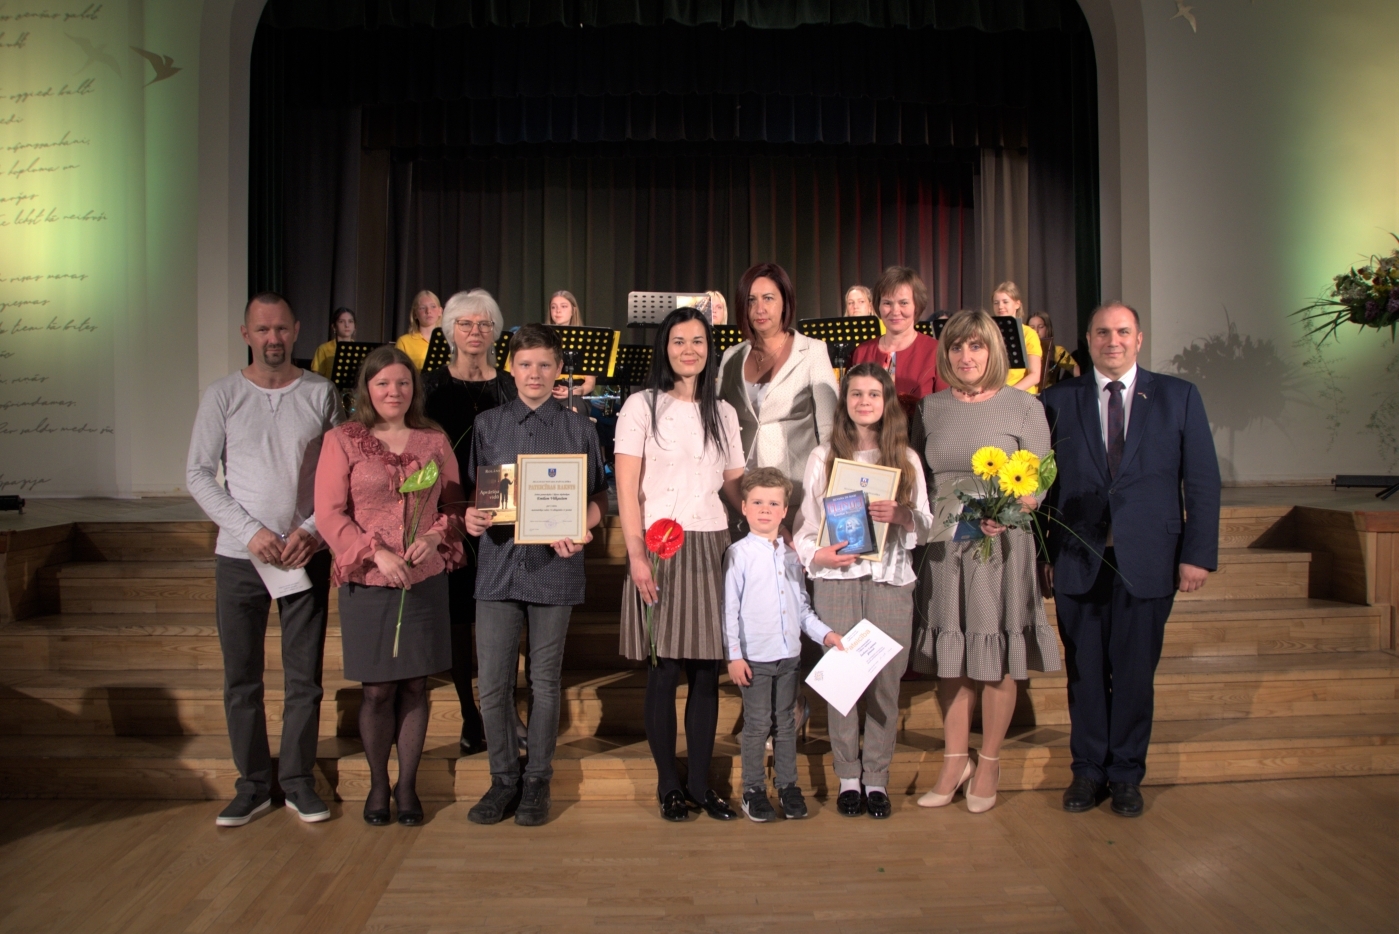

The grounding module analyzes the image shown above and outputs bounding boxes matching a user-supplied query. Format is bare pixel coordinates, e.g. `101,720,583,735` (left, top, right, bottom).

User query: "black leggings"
359,677,428,812
644,657,721,799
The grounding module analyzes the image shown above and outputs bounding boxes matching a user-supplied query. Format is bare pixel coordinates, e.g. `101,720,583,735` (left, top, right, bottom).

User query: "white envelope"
803,619,902,717
248,552,313,599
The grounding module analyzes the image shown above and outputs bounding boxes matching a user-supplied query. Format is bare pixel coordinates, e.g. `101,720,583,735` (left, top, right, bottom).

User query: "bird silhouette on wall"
131,47,182,85
67,34,121,76
1171,1,1198,32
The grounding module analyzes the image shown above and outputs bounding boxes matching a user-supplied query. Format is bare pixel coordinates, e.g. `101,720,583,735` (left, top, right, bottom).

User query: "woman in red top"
849,266,947,424
315,346,466,827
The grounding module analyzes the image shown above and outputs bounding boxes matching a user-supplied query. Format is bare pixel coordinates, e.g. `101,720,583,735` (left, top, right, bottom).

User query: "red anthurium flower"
645,519,685,560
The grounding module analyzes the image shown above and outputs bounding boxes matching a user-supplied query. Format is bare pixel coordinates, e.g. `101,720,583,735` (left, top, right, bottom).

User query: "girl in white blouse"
794,363,933,820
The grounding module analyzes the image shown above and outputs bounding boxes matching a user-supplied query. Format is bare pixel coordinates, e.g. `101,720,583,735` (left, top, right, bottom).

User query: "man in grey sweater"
187,292,342,826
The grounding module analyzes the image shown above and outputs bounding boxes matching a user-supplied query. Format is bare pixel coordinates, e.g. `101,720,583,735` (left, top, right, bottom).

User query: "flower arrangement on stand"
947,446,1057,562
393,460,439,657
1293,234,1399,344
642,518,685,666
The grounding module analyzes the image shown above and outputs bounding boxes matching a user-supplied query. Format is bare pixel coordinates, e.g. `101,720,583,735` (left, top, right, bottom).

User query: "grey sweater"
186,370,342,560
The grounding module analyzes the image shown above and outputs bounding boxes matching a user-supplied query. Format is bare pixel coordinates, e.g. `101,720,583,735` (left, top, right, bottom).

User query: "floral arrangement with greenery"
1293,235,1399,344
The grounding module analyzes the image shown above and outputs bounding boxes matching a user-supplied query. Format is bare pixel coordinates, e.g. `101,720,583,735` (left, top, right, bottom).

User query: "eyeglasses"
455,320,495,334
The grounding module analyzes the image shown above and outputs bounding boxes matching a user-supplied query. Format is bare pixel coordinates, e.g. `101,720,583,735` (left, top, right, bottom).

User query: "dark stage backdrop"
250,0,1098,354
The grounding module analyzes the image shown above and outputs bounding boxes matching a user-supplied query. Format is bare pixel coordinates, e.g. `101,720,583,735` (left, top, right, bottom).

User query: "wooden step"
1174,549,1311,602
2,713,1392,801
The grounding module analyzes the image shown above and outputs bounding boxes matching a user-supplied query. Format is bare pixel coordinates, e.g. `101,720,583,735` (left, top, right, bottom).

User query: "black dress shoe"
660,790,689,822
1062,776,1106,813
395,786,424,826
836,789,865,817
685,789,738,821
865,790,892,820
458,734,487,756
1108,781,1144,818
362,803,391,826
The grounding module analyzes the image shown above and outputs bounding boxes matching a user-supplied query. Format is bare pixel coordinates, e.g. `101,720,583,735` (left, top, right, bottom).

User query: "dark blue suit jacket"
1042,368,1221,600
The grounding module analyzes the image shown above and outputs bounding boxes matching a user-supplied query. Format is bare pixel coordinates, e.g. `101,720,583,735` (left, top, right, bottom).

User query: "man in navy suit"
1041,302,1220,817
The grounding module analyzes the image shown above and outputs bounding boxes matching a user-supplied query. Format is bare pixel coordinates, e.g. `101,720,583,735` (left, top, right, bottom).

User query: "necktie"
1106,380,1125,478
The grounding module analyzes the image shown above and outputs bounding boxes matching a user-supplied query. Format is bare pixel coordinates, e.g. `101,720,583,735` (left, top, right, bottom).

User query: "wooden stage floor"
0,777,1393,934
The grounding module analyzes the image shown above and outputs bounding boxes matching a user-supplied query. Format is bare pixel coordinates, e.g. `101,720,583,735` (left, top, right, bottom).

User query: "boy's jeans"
738,656,800,790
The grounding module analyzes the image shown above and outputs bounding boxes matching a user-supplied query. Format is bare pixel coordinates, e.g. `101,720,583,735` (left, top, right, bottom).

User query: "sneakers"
741,787,778,823
467,777,522,825
284,787,331,823
215,791,272,827
514,777,552,826
777,783,808,820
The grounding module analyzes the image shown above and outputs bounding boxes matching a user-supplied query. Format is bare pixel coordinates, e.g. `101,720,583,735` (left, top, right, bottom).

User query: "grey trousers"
813,577,914,787
739,655,801,791
476,599,572,783
214,552,331,797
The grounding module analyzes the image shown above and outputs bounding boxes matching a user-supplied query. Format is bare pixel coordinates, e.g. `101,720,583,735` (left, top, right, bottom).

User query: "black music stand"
916,320,938,338
711,325,745,355
550,325,620,410
795,316,883,370
330,341,384,414
611,344,654,401
994,317,1028,370
423,328,451,372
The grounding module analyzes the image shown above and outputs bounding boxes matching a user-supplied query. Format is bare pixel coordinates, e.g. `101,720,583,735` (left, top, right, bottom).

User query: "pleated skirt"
619,529,729,662
911,527,1062,681
339,574,451,682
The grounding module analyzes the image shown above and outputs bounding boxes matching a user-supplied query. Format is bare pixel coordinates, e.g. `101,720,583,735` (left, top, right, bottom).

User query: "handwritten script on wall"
0,3,134,495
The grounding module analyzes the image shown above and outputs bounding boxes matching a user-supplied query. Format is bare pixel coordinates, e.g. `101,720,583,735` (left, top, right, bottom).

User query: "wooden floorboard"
0,777,1392,933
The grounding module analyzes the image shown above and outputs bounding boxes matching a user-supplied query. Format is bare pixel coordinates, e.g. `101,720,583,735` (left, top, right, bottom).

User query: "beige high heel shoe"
966,753,1000,814
917,753,972,808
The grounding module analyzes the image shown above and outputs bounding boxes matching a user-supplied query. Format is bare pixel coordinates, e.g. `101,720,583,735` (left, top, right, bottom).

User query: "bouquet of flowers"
1294,234,1399,344
393,460,439,657
948,446,1057,562
642,518,685,666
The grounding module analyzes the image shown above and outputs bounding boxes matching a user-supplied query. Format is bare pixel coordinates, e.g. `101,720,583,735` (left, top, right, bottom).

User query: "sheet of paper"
803,619,903,717
249,552,314,599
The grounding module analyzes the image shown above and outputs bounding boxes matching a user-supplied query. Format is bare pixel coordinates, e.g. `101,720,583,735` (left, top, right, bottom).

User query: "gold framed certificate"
817,457,902,560
514,453,589,544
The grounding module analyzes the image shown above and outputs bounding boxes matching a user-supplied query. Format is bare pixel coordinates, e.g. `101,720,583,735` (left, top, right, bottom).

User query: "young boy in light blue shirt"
724,467,845,822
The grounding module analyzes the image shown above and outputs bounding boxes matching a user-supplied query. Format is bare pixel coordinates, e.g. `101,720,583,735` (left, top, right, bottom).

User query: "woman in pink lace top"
315,345,465,826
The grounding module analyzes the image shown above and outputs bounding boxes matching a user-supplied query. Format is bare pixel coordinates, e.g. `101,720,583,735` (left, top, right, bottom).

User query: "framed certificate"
514,454,589,544
817,458,902,560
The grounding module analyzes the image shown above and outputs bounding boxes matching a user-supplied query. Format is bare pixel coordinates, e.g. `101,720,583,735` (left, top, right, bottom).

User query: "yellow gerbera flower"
998,460,1039,498
971,446,1009,480
1008,449,1041,473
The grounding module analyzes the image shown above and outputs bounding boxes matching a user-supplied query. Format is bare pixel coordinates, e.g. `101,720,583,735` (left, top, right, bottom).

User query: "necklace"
750,332,789,371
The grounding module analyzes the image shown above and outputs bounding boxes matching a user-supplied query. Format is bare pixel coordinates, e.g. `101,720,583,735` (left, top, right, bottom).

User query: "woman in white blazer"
718,263,839,528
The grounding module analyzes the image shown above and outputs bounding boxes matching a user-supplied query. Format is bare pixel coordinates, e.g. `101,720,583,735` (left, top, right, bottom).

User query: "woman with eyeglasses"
423,289,516,756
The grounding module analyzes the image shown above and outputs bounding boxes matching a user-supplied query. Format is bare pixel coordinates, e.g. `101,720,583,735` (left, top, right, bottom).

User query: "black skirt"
339,574,451,682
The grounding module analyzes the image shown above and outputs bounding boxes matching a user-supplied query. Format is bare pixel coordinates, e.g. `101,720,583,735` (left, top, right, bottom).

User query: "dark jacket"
1042,368,1220,599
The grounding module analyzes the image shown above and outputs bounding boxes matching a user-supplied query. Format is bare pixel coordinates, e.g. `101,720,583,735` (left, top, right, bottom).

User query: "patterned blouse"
314,421,466,587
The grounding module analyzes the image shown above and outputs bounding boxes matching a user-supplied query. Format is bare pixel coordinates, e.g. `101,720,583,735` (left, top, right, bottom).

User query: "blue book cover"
824,490,875,555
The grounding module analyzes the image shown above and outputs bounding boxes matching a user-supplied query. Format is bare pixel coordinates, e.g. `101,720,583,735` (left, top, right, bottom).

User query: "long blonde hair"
409,290,441,329
992,281,1025,321
548,290,582,325
825,363,915,507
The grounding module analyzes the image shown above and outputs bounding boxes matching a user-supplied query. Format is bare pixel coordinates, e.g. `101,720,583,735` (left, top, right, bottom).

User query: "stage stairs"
0,507,1395,800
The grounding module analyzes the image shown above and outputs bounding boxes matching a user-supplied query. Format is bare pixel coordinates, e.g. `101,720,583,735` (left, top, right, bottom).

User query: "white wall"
1127,0,1398,481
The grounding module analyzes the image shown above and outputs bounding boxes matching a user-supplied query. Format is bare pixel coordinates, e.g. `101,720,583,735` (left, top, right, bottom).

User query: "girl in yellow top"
1026,312,1080,391
395,290,443,370
991,281,1042,394
311,307,357,379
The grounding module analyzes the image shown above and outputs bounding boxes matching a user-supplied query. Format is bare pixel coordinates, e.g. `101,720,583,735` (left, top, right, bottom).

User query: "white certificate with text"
248,553,313,599
803,619,902,717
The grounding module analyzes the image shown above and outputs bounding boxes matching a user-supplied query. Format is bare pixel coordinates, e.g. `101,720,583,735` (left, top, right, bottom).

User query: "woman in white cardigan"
718,263,839,529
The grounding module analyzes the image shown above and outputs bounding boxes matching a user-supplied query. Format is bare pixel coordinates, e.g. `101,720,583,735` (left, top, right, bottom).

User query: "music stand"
627,291,710,328
711,325,746,355
422,328,451,372
795,316,883,370
550,325,620,410
920,317,1026,369
330,341,384,413
916,320,938,339
492,331,514,372
612,344,654,399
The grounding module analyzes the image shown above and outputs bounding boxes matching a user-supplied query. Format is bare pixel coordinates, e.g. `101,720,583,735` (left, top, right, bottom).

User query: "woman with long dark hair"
717,262,839,529
311,307,356,379
315,345,465,826
615,307,744,822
